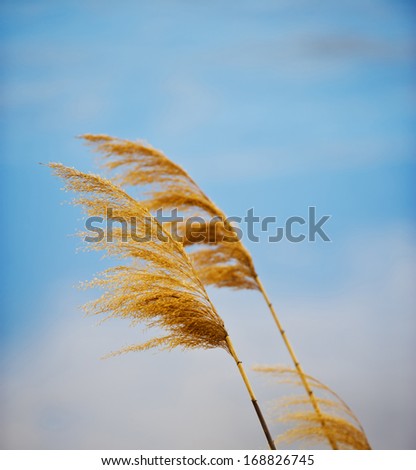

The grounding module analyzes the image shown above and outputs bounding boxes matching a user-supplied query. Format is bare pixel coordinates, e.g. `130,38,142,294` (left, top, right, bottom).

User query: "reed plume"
82,134,258,291
254,366,371,449
49,162,276,449
81,134,349,449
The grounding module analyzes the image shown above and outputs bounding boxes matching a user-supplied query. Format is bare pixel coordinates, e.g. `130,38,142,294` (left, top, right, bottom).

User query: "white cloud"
1,226,415,449
183,134,413,184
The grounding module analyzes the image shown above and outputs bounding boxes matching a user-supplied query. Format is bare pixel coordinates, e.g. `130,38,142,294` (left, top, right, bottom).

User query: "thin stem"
254,275,338,450
225,335,276,450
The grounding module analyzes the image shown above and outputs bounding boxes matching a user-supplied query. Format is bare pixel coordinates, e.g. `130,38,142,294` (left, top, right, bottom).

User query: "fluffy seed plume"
49,163,229,354
49,162,277,449
79,134,368,451
81,134,258,291
254,365,371,450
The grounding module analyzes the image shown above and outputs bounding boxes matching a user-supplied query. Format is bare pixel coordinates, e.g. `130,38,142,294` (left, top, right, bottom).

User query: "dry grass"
52,134,370,449
49,161,277,449
82,134,258,291
254,365,371,450
67,135,371,450
49,163,229,354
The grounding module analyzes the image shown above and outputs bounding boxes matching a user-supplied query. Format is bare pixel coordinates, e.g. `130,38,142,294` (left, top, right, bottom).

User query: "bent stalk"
225,336,276,450
254,275,338,450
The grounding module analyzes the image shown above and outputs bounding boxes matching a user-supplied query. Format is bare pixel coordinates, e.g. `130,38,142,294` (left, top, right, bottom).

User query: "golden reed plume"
49,162,276,450
82,134,258,290
254,366,371,449
80,134,364,450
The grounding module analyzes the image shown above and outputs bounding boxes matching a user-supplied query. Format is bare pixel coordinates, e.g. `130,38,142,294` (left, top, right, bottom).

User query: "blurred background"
1,0,415,449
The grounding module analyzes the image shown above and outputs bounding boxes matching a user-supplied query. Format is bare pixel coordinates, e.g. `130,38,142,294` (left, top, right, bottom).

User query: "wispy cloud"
1,227,414,449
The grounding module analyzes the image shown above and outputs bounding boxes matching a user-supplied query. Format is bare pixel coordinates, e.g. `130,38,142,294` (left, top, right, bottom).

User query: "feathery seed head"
49,162,230,355
254,365,371,450
81,134,258,291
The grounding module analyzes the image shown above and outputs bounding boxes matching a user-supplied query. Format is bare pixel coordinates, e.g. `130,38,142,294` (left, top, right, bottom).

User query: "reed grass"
254,366,371,449
48,135,372,449
49,162,276,450
80,134,362,449
82,134,258,291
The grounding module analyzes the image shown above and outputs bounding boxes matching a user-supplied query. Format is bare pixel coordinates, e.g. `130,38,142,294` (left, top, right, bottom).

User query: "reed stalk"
253,275,338,449
254,365,371,449
225,335,276,450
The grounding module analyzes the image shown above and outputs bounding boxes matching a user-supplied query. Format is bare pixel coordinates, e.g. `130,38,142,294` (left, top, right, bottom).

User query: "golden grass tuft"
254,365,371,450
74,135,370,451
49,162,229,354
81,134,258,291
49,161,277,449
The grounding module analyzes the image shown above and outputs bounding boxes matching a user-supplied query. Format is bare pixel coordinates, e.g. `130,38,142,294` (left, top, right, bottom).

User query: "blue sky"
1,0,415,449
